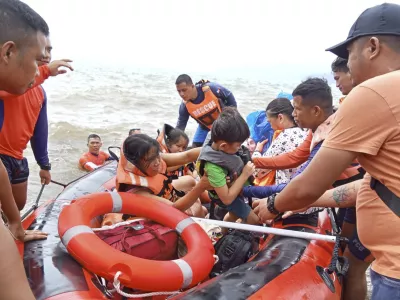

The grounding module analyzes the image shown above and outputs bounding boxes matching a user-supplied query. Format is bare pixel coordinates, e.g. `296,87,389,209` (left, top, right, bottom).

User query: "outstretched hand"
255,139,269,153
8,222,49,243
48,59,74,76
23,230,49,242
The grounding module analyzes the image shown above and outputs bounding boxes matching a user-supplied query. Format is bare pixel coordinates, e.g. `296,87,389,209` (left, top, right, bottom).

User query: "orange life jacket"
185,85,222,129
116,150,173,200
156,124,182,180
79,151,110,171
254,130,282,186
156,123,195,182
156,123,174,154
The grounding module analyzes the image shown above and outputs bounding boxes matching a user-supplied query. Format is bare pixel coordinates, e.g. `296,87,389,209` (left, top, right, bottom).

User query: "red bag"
95,220,178,260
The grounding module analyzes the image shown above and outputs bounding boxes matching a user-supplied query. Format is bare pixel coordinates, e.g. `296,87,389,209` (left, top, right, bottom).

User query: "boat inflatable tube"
58,192,215,292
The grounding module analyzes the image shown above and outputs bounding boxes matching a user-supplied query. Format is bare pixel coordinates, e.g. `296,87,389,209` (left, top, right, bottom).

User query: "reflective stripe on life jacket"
116,149,173,200
370,177,400,217
185,85,222,129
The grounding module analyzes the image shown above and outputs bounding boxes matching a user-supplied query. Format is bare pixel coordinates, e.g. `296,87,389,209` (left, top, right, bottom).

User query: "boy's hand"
198,173,213,190
242,162,256,177
226,172,238,187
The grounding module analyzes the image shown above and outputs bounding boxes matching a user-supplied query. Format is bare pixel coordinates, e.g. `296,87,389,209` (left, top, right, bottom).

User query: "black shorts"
342,207,373,262
344,207,356,224
0,154,29,184
213,196,251,220
348,227,373,262
336,207,372,261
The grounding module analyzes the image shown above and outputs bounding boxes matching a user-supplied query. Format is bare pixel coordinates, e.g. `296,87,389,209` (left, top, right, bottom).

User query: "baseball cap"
326,3,400,59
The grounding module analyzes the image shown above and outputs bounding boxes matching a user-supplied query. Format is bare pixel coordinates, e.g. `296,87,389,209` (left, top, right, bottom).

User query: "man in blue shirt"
175,74,237,147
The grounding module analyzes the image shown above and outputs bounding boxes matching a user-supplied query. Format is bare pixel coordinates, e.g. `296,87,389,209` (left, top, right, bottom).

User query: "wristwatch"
267,194,280,215
39,163,51,171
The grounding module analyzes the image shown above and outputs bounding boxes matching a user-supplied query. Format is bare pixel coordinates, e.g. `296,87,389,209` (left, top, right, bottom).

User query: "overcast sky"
25,0,400,80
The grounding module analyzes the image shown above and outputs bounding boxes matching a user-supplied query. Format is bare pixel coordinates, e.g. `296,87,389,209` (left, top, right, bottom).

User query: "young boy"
198,107,260,225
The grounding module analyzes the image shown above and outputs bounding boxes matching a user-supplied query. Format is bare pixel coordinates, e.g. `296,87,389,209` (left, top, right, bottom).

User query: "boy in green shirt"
198,107,260,225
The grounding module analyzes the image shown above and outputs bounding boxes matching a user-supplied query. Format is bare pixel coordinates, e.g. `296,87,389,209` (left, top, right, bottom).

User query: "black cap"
326,3,400,58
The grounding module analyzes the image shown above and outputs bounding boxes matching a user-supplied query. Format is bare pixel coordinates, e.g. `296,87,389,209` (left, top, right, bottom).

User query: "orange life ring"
58,192,215,292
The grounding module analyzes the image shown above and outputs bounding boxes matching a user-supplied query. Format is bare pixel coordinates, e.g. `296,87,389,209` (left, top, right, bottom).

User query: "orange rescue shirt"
324,71,400,279
79,151,110,171
0,66,51,160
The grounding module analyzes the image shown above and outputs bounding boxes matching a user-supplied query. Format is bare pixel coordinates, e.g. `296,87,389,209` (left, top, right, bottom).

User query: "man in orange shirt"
252,71,368,300
0,1,54,298
330,56,373,300
256,3,400,299
0,37,73,211
79,134,113,171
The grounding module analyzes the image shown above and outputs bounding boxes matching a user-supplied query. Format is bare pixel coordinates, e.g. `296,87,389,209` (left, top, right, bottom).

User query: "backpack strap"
370,177,400,217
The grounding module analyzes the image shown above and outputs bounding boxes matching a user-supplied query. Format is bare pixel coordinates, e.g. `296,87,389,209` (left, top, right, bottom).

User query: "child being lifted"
198,107,260,225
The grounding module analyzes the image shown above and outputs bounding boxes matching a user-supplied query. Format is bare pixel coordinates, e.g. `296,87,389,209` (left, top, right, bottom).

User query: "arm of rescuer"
281,178,362,219
136,175,211,212
209,161,255,205
161,147,201,169
30,89,49,167
32,65,51,88
243,182,286,199
105,152,114,161
81,151,112,171
252,130,312,170
80,151,113,171
79,157,99,172
176,102,190,131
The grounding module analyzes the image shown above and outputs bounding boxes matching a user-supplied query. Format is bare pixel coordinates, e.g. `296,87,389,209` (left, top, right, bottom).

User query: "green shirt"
204,162,228,188
204,162,250,200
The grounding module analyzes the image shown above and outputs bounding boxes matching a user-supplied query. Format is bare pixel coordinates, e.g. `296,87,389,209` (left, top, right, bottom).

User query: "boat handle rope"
323,235,341,283
327,236,340,274
112,271,180,298
50,179,67,188
111,255,219,298
21,184,45,220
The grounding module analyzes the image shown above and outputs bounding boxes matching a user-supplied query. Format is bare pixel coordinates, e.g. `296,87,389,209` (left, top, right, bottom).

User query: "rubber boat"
20,160,347,300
